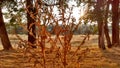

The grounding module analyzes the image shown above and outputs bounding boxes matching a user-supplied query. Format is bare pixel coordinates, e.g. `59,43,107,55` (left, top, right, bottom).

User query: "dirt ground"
0,35,120,68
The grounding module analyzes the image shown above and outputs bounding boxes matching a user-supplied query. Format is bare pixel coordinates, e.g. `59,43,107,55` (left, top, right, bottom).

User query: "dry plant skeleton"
13,0,91,68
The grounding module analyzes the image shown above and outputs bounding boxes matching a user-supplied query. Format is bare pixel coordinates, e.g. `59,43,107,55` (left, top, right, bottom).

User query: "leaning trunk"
104,23,112,48
0,7,12,50
104,0,112,48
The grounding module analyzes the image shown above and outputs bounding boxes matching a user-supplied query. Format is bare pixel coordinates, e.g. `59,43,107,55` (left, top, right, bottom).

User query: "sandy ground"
0,35,120,68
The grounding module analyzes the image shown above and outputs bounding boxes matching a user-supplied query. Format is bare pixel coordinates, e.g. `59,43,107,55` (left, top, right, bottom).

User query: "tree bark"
0,7,12,50
104,22,112,48
104,0,112,48
96,0,106,50
26,0,36,47
112,0,119,46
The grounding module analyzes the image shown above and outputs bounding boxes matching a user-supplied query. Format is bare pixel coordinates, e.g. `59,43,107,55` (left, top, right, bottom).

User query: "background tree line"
0,0,119,50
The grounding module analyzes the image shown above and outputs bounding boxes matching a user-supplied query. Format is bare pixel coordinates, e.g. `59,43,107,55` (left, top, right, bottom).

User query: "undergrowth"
14,0,91,68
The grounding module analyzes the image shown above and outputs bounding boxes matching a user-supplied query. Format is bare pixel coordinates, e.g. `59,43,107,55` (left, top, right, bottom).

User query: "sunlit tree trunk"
112,0,119,46
26,0,36,47
0,7,12,50
96,0,106,50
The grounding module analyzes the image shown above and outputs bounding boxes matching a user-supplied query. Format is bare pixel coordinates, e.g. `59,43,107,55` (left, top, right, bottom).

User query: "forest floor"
0,35,120,68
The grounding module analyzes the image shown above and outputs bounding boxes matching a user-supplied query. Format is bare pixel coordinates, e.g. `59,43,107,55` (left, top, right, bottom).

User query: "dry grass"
0,35,120,68
0,47,120,68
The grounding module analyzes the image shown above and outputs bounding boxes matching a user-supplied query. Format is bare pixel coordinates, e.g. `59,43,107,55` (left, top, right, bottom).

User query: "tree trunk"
97,0,106,50
112,0,119,46
0,7,12,50
98,22,106,49
104,0,112,48
26,0,36,47
104,23,112,48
